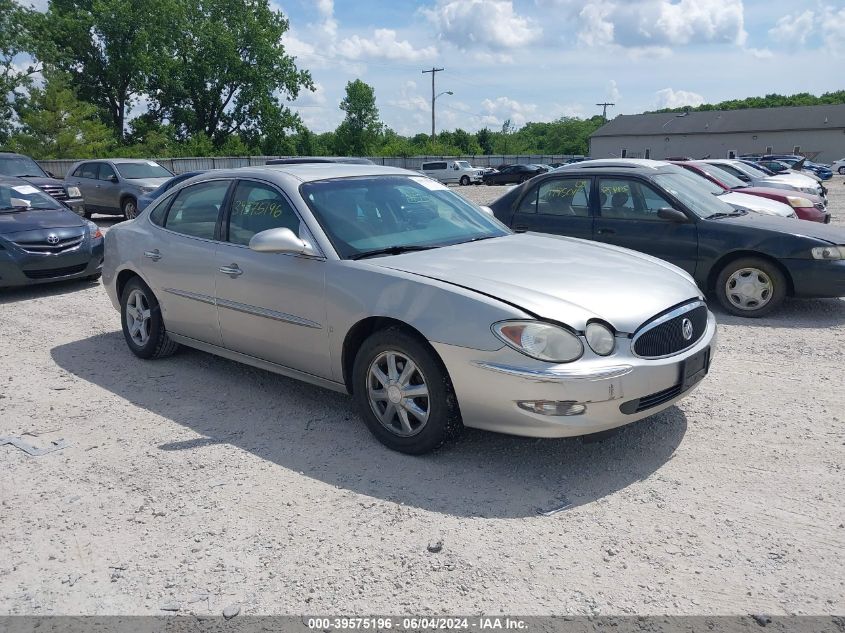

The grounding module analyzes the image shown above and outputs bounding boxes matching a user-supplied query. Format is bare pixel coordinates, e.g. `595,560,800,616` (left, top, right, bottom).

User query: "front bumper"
0,239,104,288
784,258,845,299
65,197,86,216
794,206,831,223
433,311,717,438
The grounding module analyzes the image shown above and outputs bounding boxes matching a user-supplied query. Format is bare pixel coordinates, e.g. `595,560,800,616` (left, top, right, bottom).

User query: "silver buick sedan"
103,164,716,454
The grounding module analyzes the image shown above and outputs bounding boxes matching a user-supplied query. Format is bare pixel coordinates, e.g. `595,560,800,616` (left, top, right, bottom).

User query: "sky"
19,0,845,135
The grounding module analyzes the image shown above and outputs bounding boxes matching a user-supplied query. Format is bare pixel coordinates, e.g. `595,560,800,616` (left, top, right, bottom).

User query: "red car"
671,161,830,223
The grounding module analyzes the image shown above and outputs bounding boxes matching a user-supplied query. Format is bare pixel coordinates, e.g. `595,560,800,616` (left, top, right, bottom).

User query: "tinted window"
537,179,591,217
0,155,47,178
517,185,539,214
164,180,229,239
76,163,98,179
228,181,300,246
598,178,674,221
98,163,116,181
115,162,172,179
422,162,447,170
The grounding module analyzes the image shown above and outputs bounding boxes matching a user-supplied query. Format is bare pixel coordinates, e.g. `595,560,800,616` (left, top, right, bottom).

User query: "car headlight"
493,321,583,363
585,322,615,356
811,245,845,260
799,186,818,195
140,186,157,193
86,220,103,240
66,186,82,198
786,196,812,208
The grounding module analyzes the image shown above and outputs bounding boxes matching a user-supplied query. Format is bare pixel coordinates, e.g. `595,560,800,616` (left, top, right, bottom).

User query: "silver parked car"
65,159,174,219
103,164,716,454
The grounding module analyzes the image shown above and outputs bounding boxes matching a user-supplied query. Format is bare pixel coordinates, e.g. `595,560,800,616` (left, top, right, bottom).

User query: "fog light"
517,400,587,416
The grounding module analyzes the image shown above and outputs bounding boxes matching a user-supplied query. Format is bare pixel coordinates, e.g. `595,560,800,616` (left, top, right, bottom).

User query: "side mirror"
737,174,750,182
249,227,309,255
657,207,688,222
46,171,55,178
109,175,119,183
479,205,494,216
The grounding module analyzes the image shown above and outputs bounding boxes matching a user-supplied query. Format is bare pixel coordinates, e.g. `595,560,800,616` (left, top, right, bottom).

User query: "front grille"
632,303,708,358
39,184,69,201
619,383,683,414
23,263,88,279
14,235,84,253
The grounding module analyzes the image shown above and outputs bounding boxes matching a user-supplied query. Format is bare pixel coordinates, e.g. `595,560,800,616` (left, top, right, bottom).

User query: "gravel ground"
1,179,843,616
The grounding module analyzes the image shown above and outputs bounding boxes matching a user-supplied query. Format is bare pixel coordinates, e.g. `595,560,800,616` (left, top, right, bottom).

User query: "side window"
78,163,98,179
537,179,591,217
598,179,673,221
421,163,433,170
227,181,300,246
516,185,539,214
98,163,116,181
149,194,172,226
164,180,230,239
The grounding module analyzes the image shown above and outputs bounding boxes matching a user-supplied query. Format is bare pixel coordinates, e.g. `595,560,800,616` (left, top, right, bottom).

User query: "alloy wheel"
366,350,430,437
125,288,152,346
124,200,138,219
725,267,773,311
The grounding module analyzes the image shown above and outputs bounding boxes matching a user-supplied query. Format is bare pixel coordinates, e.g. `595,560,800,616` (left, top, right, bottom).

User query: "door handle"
596,228,616,235
218,264,243,277
144,249,162,261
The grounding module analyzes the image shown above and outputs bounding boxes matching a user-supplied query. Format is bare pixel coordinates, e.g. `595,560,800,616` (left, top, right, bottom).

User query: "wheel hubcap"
726,268,773,311
125,289,152,346
366,351,430,437
126,202,136,218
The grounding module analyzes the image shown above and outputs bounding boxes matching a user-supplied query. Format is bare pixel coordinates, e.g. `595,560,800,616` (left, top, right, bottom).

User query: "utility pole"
596,102,615,122
423,67,445,140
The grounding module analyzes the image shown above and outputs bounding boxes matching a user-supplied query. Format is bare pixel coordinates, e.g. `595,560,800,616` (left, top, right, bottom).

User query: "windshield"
691,162,746,188
732,162,768,178
300,175,510,259
456,161,472,169
115,162,173,179
0,156,48,178
653,172,737,219
0,182,61,211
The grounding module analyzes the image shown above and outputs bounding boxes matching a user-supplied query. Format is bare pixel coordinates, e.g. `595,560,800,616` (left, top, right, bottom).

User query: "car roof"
556,158,676,174
266,156,374,165
188,163,422,184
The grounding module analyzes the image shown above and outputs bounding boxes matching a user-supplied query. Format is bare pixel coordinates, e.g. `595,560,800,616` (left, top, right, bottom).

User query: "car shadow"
0,277,100,304
712,297,845,328
51,332,688,518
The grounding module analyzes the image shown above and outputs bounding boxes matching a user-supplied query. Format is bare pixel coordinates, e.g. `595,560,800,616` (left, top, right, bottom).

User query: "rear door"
214,179,331,378
592,177,699,275
509,176,594,240
141,179,233,345
69,163,100,210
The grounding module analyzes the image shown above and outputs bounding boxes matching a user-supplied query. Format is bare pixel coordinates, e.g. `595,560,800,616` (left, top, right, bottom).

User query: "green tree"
41,0,173,140
476,128,493,155
153,0,312,148
8,72,113,158
1,0,39,143
334,79,383,156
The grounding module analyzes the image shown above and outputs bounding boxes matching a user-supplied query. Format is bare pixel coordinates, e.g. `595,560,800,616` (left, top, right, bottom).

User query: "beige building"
589,104,845,163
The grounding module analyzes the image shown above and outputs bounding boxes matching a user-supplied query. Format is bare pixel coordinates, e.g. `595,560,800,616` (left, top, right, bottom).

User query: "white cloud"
821,7,845,55
422,0,540,50
292,81,327,107
654,88,705,109
480,96,540,127
606,79,620,103
769,10,815,45
577,0,746,49
337,29,437,62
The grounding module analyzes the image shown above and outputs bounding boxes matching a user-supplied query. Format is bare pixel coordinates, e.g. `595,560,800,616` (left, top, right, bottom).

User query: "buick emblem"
46,234,60,245
681,318,694,341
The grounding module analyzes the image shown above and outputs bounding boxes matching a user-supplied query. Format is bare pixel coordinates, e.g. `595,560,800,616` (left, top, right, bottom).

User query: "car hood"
739,186,823,205
0,208,85,234
715,213,845,243
128,177,171,189
369,233,702,333
720,191,793,217
19,175,66,189
764,173,819,188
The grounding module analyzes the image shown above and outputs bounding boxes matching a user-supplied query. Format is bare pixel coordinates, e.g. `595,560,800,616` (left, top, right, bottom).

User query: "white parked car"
421,160,483,186
832,158,845,175
702,159,826,205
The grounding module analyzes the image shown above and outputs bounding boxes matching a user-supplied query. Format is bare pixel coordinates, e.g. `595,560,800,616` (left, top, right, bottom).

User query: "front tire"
352,328,462,454
120,278,180,359
839,166,845,175
122,197,138,220
715,257,787,317
459,175,470,186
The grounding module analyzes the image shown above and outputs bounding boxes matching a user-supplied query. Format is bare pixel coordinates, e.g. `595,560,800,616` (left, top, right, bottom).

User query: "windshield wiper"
707,210,748,219
0,205,33,213
350,245,438,260
462,235,500,244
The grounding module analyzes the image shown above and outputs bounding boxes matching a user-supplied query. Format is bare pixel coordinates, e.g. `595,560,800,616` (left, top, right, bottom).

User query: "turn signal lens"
585,322,616,356
86,220,103,240
493,321,583,363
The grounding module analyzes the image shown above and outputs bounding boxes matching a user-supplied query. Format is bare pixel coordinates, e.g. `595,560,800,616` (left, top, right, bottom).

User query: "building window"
793,145,801,155
645,148,651,159
621,148,627,158
728,149,737,159
766,146,773,154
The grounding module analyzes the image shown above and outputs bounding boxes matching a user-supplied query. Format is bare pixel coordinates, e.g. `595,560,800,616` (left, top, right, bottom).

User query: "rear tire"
352,327,462,454
122,197,138,220
120,277,180,359
715,257,787,317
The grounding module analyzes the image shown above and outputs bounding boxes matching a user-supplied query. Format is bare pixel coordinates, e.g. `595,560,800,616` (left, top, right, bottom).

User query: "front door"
592,177,699,275
509,176,594,240
93,162,120,212
69,162,100,211
214,179,331,379
141,179,232,345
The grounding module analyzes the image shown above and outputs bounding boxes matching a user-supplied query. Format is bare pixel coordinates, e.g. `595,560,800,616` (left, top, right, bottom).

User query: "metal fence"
37,154,584,178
